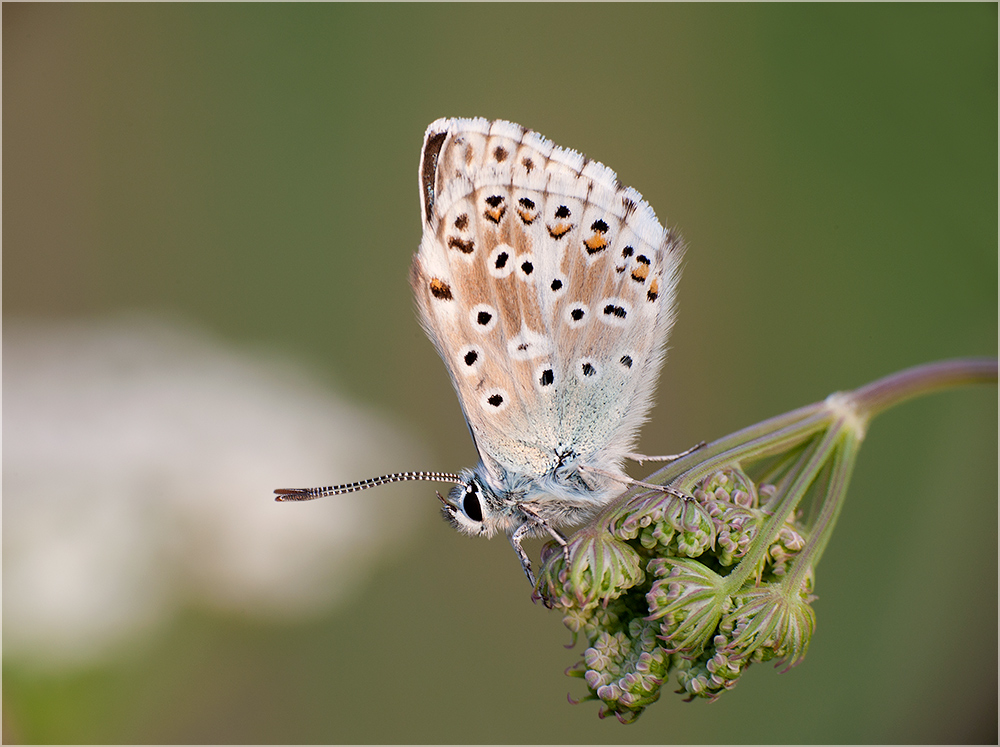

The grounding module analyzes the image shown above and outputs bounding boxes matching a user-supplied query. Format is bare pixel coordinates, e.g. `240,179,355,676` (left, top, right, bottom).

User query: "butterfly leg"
624,441,706,464
581,465,693,502
509,522,537,586
510,509,572,586
519,504,571,563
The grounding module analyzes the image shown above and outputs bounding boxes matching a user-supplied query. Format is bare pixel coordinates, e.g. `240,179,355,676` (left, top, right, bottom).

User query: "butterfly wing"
411,117,683,486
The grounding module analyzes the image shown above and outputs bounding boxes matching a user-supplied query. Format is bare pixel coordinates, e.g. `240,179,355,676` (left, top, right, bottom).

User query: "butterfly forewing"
411,117,683,484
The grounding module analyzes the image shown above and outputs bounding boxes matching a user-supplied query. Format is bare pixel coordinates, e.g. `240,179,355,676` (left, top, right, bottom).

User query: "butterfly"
277,117,692,584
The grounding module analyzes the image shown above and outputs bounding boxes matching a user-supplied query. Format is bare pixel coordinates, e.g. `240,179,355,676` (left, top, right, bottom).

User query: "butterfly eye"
462,486,484,523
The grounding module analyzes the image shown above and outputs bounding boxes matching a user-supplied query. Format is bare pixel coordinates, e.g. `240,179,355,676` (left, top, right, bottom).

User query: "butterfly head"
438,468,513,538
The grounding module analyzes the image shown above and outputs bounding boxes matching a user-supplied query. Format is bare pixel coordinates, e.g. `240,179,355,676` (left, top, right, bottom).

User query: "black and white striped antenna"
274,471,463,501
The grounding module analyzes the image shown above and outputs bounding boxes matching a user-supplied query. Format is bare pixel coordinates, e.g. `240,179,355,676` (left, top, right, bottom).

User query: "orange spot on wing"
584,235,609,254
429,278,453,300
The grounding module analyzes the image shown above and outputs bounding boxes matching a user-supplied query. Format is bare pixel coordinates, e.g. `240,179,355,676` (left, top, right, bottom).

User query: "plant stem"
787,429,859,587
847,358,998,421
724,427,839,593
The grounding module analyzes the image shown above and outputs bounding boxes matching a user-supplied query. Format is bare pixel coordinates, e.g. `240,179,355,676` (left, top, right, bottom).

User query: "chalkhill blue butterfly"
277,118,695,583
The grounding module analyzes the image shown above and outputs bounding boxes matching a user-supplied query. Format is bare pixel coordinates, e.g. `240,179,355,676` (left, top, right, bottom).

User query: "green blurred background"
4,3,996,743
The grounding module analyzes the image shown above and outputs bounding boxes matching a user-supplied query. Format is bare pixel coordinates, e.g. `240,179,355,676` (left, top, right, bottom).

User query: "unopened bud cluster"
536,467,815,722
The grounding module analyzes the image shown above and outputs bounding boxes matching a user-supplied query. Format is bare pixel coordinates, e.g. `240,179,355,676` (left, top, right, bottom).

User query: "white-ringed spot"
564,303,588,328
488,244,515,278
599,298,631,326
534,363,556,389
481,388,508,412
517,253,536,282
577,358,600,381
457,345,482,374
470,304,498,333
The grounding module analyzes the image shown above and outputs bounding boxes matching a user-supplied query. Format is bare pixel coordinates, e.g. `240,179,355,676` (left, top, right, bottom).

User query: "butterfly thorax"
441,456,624,539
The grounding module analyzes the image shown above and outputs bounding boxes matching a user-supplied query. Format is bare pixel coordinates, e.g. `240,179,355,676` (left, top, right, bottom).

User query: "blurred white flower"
3,316,428,669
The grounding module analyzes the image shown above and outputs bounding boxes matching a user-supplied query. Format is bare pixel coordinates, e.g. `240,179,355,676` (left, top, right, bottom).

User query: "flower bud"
536,531,643,611
610,490,715,558
645,557,729,654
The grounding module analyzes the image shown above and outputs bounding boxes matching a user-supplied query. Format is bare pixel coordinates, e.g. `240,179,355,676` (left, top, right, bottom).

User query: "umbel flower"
535,359,997,723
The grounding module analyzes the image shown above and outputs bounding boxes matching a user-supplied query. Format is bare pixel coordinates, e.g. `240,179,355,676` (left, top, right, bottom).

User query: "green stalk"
722,426,839,593
784,429,859,592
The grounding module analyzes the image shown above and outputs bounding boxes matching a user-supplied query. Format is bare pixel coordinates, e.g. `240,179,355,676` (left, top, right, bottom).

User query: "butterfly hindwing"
411,118,683,484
